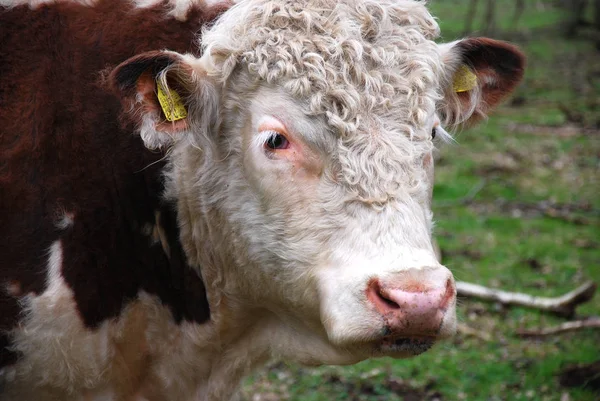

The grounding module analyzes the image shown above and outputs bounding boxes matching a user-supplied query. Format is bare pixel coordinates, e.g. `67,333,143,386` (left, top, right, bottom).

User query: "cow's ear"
110,50,217,150
438,37,526,127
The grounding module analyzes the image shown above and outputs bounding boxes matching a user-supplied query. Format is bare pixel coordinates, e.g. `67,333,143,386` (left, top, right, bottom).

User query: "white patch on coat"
1,241,217,401
3,240,110,399
141,212,171,256
131,0,226,21
55,211,75,230
152,210,171,257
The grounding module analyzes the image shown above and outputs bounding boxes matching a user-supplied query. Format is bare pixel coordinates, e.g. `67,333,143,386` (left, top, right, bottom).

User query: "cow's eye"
431,127,437,140
264,132,290,150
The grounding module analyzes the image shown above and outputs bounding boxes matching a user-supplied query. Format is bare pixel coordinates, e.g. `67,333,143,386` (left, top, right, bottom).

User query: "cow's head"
111,0,524,366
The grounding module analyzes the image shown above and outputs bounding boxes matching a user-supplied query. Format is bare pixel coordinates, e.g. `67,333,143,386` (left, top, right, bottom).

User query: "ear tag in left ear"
453,65,478,93
156,79,188,122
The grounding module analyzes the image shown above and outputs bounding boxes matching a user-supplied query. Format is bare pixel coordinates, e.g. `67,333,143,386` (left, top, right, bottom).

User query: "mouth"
374,336,435,356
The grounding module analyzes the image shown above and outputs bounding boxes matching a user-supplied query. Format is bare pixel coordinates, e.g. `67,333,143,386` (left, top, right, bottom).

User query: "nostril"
439,278,456,310
367,279,400,312
378,289,401,310
366,269,456,337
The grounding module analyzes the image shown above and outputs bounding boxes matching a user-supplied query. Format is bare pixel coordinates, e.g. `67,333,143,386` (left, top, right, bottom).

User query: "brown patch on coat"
0,0,227,367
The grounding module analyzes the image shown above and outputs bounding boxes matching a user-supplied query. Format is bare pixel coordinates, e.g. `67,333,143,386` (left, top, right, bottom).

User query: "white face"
111,0,523,368
212,84,456,363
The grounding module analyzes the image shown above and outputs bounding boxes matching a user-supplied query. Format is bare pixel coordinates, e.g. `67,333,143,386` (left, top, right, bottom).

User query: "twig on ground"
456,280,597,318
516,317,600,337
456,323,492,341
542,208,594,226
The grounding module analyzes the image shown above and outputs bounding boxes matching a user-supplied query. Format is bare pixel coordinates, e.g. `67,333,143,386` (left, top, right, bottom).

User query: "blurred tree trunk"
595,0,600,49
463,0,479,35
483,0,497,35
564,0,587,37
512,0,526,29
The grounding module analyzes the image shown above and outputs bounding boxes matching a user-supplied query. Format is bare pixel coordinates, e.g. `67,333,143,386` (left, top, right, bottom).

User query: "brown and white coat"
0,1,525,400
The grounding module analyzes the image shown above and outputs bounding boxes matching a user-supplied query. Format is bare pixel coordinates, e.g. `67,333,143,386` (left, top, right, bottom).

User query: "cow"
0,0,525,400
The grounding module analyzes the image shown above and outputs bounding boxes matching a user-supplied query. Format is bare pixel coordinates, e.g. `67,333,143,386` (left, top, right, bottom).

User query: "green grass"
243,1,600,400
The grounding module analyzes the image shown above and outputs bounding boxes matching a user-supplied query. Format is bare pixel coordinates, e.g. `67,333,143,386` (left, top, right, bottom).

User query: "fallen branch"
457,323,492,341
516,317,600,338
456,280,597,318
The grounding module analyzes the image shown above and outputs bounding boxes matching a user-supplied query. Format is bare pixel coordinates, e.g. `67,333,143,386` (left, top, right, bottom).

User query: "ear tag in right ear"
156,79,188,122
453,65,478,93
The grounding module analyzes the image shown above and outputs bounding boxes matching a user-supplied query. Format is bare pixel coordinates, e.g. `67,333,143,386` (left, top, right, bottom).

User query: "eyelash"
263,131,290,151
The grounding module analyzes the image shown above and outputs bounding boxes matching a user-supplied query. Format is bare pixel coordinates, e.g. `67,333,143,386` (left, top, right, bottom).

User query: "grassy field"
242,1,600,400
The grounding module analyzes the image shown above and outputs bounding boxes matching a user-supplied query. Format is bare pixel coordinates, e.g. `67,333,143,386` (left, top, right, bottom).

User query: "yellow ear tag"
156,80,188,122
452,65,478,93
